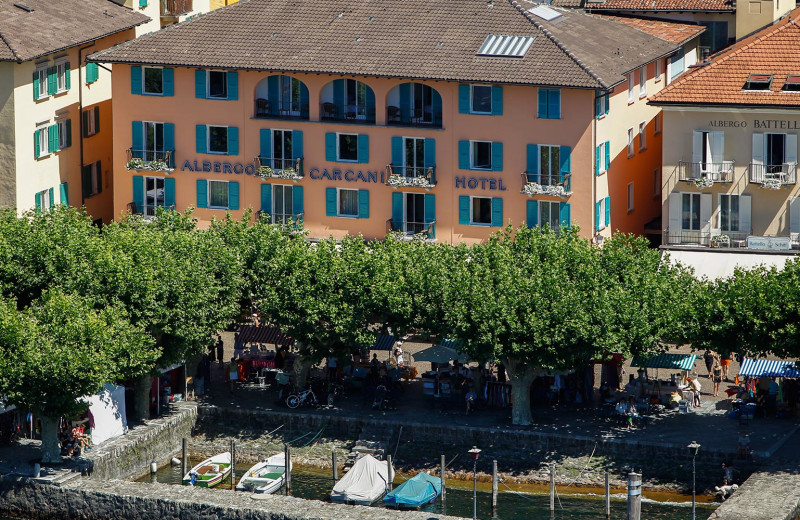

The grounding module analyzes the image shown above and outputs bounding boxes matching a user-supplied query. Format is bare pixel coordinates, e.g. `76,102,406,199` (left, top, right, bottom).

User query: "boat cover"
331,454,390,504
384,472,441,506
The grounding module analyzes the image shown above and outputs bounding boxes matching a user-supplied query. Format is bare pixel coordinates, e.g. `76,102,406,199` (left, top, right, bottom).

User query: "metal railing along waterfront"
678,161,735,183
749,163,797,185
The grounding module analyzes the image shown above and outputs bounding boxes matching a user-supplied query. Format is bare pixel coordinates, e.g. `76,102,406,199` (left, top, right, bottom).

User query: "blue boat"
383,472,442,509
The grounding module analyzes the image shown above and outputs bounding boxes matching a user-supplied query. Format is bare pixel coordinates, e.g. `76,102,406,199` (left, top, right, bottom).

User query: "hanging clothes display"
484,381,512,408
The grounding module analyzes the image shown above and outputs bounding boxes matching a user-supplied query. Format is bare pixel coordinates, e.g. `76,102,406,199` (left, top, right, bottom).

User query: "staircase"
344,425,396,471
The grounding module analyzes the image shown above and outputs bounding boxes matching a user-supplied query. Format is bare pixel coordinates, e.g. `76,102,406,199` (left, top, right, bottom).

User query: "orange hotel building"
90,0,702,243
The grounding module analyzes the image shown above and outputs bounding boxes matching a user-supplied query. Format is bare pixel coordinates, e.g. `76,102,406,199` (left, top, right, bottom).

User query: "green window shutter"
60,182,69,206
458,196,470,225
164,123,175,166
537,89,547,118
391,137,403,167
95,161,102,194
139,0,147,8
132,176,145,210
292,130,303,161
33,130,40,158
424,138,435,168
227,127,239,155
605,196,611,227
357,189,369,218
267,76,280,114
458,140,470,170
424,193,435,225
595,145,601,175
82,110,89,138
131,66,142,95
292,185,304,217
526,144,539,183
131,121,144,151
48,124,59,153
559,202,571,229
35,191,42,212
64,62,71,90
491,198,503,227
163,68,174,97
549,90,561,119
86,63,98,85
391,192,403,227
325,188,336,216
491,86,503,116
332,79,344,107
595,201,601,231
259,128,272,159
595,92,601,119
226,71,238,100
47,66,56,95
196,179,208,208
48,187,54,208
196,125,207,154
458,84,470,114
93,106,100,134
527,200,538,228
65,119,72,148
357,134,369,163
491,142,503,172
195,70,206,99
605,141,611,171
260,184,272,216
82,165,91,198
164,177,176,208
228,181,239,210
33,71,40,101
325,133,336,161
559,145,571,190
399,83,411,123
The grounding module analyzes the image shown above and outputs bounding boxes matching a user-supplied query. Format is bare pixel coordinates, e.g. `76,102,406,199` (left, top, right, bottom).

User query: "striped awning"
739,358,800,378
238,325,293,346
631,353,697,371
437,338,464,350
372,334,397,351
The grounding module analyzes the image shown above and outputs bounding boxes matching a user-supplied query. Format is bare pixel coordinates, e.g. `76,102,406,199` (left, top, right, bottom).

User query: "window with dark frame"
471,197,492,225
208,70,228,99
143,67,164,95
471,85,492,113
208,126,228,154
337,133,358,161
472,141,492,169
743,73,773,90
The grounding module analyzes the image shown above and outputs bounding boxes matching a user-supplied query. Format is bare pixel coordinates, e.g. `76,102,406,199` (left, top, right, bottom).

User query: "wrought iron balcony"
319,102,376,124
386,218,436,240
253,99,309,120
678,161,735,184
386,106,442,128
254,156,304,179
749,163,797,187
385,164,436,187
519,171,571,196
125,149,174,171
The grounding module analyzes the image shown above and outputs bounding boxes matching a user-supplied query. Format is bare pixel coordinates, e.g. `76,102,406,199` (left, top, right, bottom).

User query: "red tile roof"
593,14,706,45
650,8,800,107
587,0,733,12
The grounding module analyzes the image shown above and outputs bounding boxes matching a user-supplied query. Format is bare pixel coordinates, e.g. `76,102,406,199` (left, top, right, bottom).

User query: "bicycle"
286,387,318,409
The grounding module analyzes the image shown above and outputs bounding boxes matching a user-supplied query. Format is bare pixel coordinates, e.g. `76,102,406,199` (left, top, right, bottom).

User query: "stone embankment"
707,463,800,520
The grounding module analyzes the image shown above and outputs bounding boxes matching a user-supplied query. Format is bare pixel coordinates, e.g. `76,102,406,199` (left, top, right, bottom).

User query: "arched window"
386,82,442,127
320,79,375,123
254,75,309,119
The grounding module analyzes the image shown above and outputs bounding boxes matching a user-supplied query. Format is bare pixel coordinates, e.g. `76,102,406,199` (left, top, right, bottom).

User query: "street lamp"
688,441,701,520
468,446,482,520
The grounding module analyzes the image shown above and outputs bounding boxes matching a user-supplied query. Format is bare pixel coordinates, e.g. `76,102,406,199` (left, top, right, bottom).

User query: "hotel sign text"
709,119,800,129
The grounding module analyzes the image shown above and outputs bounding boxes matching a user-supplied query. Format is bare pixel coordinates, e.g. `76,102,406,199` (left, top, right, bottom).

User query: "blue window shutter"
333,79,344,107
605,196,611,227
292,130,303,160
227,127,239,155
300,83,310,118
559,202,571,229
432,91,442,126
196,179,208,208
366,87,375,120
549,90,561,119
537,89,547,118
358,189,369,218
195,70,206,99
424,193,435,225
139,0,146,7
325,188,336,216
391,137,403,167
163,68,174,96
33,71,39,101
605,141,611,170
292,185,304,216
48,187,54,207
559,145,571,190
87,62,98,84
399,83,410,123
424,138,435,168
458,140,470,170
164,177,176,208
60,182,69,205
164,123,175,166
595,93,601,118
196,125,207,154
33,130,40,158
458,84,470,114
595,201,601,231
260,184,272,214
131,121,143,152
259,128,272,158
458,196,470,225
64,63,71,90
595,145,600,175
227,71,238,100
491,142,503,171
267,76,279,115
133,176,145,210
131,66,142,95
391,192,403,226
605,96,609,115
357,134,369,163
491,86,503,116
527,200,538,228
325,133,336,161
228,181,239,210
491,198,503,227
34,191,42,212
526,144,539,182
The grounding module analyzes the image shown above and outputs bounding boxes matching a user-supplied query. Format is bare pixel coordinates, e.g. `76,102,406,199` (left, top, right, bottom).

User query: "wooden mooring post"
181,438,188,479
441,454,446,504
284,444,292,494
491,459,498,513
332,450,338,482
549,463,556,514
230,440,236,490
627,472,641,520
605,471,611,518
387,454,394,491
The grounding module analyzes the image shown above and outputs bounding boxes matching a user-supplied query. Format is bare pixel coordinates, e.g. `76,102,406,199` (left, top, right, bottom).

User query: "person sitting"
465,389,477,415
626,397,639,430
737,431,751,459
615,399,628,427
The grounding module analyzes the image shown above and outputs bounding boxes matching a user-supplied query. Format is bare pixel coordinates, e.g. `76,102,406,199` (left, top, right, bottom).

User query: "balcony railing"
161,0,192,16
254,99,309,120
254,156,304,179
386,218,436,240
126,149,174,171
386,106,442,128
520,172,572,196
385,164,436,187
319,102,376,124
749,163,797,186
678,161,735,183
663,229,751,248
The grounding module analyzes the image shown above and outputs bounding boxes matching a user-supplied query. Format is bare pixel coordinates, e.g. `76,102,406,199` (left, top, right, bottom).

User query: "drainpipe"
78,42,96,206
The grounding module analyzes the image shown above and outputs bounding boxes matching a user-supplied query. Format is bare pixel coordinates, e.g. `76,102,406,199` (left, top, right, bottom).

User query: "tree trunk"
292,351,313,390
39,415,62,464
505,358,537,426
132,374,154,422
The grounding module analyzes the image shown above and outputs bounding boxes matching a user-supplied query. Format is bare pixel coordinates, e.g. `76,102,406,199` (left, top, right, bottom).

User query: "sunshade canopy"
238,325,293,346
739,358,800,378
372,334,397,351
631,353,697,371
412,344,469,364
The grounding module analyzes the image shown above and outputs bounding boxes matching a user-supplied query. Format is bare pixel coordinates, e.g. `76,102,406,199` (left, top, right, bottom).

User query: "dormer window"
744,74,772,90
783,75,800,92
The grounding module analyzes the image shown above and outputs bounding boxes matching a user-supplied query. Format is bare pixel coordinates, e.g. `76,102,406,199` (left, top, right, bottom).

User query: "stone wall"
86,402,198,480
0,478,464,520
706,463,800,520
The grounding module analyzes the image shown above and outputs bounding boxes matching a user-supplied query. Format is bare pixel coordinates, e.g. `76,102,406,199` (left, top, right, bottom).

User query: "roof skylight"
744,73,773,91
783,75,800,92
528,5,562,21
477,35,535,57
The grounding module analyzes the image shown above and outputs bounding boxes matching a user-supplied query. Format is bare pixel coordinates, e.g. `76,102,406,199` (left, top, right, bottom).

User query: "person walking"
393,341,405,367
720,353,733,381
704,349,716,379
712,361,722,397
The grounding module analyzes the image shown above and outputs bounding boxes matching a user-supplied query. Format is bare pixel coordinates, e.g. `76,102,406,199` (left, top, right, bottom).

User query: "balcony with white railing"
254,156,304,180
519,171,572,197
386,218,436,240
385,164,436,188
678,161,735,186
125,149,174,172
749,163,797,188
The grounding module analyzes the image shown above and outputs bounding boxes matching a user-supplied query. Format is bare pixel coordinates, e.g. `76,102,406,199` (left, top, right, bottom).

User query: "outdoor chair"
321,102,337,119
387,106,401,123
255,98,270,117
